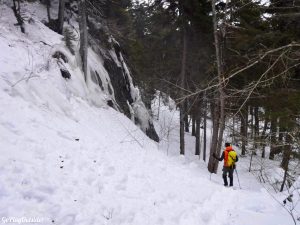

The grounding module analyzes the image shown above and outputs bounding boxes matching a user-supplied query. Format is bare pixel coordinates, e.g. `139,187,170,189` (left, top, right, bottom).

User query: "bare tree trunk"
278,122,284,143
12,0,25,33
195,115,200,155
157,92,161,120
179,22,187,155
203,94,207,162
249,107,258,171
46,0,51,22
216,91,225,164
185,116,189,132
79,0,88,83
280,133,292,192
192,115,196,136
58,0,65,34
208,0,226,173
249,149,254,172
269,115,277,160
250,106,254,139
278,119,285,155
232,115,235,144
280,133,292,169
184,100,189,132
254,106,259,148
208,102,220,173
280,167,288,192
241,107,248,155
180,109,185,155
261,115,269,158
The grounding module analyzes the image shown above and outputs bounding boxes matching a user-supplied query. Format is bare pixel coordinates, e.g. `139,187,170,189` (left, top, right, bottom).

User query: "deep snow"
0,2,299,225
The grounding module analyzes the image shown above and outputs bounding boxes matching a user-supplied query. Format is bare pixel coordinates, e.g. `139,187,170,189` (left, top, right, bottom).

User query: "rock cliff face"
87,19,159,142
103,42,159,142
103,55,133,118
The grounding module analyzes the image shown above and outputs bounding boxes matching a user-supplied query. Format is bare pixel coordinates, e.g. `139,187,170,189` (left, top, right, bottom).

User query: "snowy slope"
0,3,298,225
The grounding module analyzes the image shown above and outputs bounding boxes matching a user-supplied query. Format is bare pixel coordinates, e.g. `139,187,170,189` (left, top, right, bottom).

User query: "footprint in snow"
103,166,115,176
157,217,165,225
21,191,45,203
0,185,8,199
199,209,212,223
115,175,128,191
37,185,55,195
61,214,76,225
84,175,96,185
12,164,24,174
1,121,21,135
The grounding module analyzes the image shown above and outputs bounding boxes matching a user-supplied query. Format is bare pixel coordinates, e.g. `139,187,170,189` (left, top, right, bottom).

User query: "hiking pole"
235,168,241,189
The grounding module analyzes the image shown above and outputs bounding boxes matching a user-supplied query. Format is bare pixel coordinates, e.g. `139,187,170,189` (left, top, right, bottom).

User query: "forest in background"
115,0,300,193
128,0,300,192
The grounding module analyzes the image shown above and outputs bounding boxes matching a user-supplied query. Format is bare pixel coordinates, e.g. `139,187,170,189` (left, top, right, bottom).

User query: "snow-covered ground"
0,3,299,225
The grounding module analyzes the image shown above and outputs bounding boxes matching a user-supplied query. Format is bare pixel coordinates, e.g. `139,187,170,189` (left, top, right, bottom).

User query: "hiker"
213,143,238,187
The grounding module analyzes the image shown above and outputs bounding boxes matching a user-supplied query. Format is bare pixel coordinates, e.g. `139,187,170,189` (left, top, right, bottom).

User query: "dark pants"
222,166,234,186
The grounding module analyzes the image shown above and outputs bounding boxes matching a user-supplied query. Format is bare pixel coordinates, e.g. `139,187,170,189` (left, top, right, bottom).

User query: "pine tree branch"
177,43,300,101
